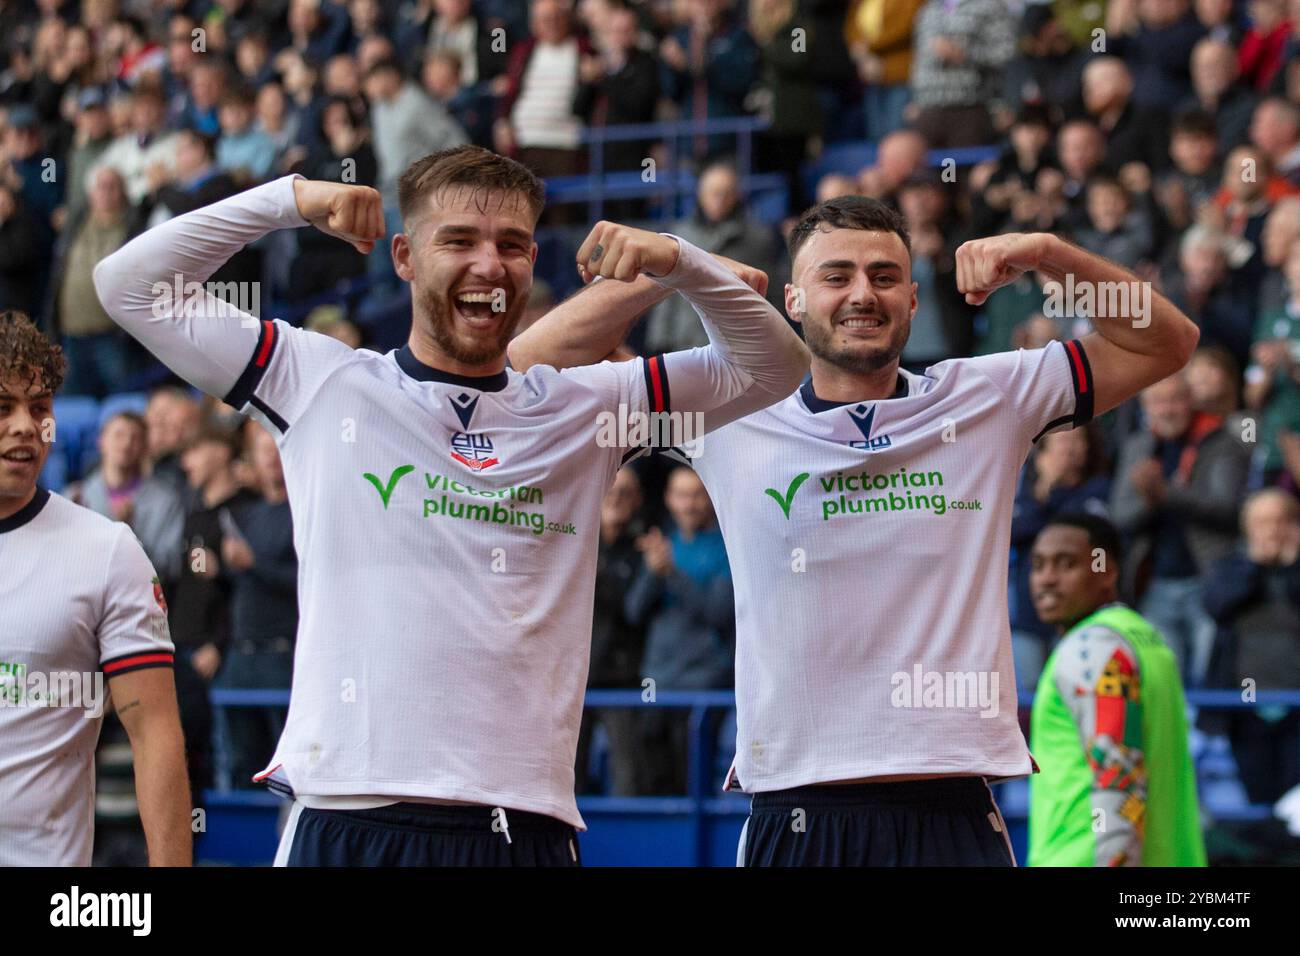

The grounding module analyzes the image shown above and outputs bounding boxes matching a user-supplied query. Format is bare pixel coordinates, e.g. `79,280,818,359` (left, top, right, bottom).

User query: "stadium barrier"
197,687,1300,866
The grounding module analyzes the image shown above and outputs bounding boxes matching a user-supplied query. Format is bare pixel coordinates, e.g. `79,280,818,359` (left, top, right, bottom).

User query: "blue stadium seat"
38,446,67,493
50,396,100,480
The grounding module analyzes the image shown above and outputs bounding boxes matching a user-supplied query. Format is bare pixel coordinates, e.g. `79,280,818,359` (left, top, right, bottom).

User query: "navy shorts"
279,801,582,867
739,777,1016,867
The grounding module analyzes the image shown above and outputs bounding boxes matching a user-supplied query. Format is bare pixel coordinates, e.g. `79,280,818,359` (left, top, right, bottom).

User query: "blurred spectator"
288,95,377,301
495,0,590,201
216,423,298,790
346,0,390,51
969,103,1054,236
286,0,352,65
1111,372,1251,684
1154,109,1220,233
0,183,41,317
1182,37,1257,157
324,53,364,99
89,82,182,205
422,51,495,148
58,87,115,229
176,58,228,137
1194,0,1243,44
855,126,928,207
1203,488,1300,802
2,102,61,285
170,422,257,796
574,3,658,183
896,171,976,365
139,128,263,287
1009,423,1112,684
627,466,734,793
1000,4,1085,127
274,48,325,163
1187,344,1245,419
217,83,277,184
1075,175,1154,269
751,0,854,207
907,0,1014,148
255,81,301,173
1056,119,1109,229
364,56,466,212
424,0,510,88
643,160,779,353
79,410,187,589
105,15,167,88
576,465,648,795
658,0,759,160
1165,224,1254,366
146,384,203,500
1082,56,1170,175
1238,0,1292,92
234,30,278,89
846,0,925,142
45,166,143,398
1105,0,1207,111
163,16,202,124
1249,97,1300,186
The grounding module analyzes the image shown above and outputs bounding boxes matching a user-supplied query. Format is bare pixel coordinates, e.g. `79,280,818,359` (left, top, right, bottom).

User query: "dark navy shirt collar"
800,373,908,413
0,487,50,534
396,345,509,392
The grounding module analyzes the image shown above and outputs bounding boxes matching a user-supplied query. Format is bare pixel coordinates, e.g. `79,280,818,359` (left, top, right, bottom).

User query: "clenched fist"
954,233,1053,306
576,221,680,283
292,179,386,255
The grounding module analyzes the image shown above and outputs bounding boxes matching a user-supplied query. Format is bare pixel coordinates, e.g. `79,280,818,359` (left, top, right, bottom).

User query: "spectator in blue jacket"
627,466,734,793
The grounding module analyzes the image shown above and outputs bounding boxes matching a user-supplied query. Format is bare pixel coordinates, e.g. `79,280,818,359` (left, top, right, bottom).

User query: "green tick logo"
363,465,414,509
764,472,810,519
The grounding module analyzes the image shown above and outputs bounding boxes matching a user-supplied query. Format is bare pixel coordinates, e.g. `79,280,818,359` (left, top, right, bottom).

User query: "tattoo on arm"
117,698,142,717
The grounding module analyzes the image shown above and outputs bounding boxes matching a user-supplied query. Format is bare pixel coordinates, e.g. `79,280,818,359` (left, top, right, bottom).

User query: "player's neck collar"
800,372,908,413
0,487,50,534
397,345,509,392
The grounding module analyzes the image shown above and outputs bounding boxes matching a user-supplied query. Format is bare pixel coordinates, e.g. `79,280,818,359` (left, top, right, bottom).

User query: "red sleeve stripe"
254,320,276,368
644,355,669,413
102,652,174,676
1064,339,1088,394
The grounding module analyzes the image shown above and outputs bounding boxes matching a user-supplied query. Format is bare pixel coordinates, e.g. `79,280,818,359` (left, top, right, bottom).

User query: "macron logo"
50,886,151,936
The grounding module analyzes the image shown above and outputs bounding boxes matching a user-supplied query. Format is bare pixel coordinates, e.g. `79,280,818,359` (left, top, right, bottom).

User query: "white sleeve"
98,525,175,680
92,173,327,407
960,338,1095,445
648,235,808,433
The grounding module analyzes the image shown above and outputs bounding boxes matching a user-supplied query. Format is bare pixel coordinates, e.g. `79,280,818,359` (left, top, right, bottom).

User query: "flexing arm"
957,233,1199,417
1055,627,1147,867
508,254,770,372
92,175,382,398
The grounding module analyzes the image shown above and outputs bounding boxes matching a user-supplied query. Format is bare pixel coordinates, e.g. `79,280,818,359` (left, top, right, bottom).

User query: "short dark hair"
1172,108,1217,140
180,127,218,160
365,56,405,82
1041,512,1123,568
787,195,911,264
184,421,240,457
398,144,546,228
0,310,65,394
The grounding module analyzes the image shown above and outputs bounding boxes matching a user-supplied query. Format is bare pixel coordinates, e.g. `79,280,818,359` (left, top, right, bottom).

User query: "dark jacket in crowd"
1110,412,1251,599
573,47,659,172
228,496,299,646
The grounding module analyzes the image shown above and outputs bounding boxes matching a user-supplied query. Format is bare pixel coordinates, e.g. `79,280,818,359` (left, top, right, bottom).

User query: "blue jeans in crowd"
1140,575,1216,688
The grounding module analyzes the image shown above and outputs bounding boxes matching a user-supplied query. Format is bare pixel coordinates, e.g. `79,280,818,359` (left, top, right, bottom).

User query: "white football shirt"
0,490,175,865
689,339,1095,792
92,174,808,828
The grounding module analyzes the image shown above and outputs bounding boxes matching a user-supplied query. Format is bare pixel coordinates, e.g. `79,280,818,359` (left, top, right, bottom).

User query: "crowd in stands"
4,0,1300,816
